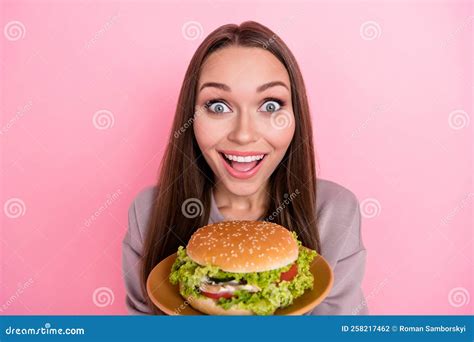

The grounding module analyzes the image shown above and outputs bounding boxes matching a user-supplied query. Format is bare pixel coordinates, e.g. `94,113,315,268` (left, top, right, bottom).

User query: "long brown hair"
141,21,320,314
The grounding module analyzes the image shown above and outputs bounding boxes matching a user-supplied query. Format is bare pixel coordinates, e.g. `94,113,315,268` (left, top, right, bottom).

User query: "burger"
169,220,317,315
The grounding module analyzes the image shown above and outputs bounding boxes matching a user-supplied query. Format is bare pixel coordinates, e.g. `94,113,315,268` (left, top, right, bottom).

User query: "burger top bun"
186,220,299,273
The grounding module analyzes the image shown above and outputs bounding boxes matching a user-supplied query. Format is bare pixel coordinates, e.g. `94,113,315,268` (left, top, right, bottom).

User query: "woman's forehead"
199,46,290,90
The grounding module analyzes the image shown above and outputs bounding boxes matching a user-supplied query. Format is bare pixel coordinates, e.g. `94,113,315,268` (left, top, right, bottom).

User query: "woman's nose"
227,111,258,145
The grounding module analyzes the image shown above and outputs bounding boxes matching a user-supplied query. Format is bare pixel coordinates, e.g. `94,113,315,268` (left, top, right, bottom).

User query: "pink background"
1,0,472,315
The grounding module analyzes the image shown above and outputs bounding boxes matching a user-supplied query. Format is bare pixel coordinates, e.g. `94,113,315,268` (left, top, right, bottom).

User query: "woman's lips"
218,152,267,180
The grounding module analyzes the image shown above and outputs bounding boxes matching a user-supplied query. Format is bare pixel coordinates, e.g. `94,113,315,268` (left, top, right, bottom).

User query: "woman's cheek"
259,112,296,148
193,114,225,151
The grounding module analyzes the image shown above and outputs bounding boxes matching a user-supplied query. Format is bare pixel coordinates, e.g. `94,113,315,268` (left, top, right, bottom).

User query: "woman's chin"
220,179,266,197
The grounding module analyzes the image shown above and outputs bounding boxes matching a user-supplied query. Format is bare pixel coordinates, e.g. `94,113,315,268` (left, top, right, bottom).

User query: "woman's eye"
259,100,282,113
206,101,231,114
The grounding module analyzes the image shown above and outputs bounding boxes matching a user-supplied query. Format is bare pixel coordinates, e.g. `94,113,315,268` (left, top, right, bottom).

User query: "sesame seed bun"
186,220,299,273
187,294,254,315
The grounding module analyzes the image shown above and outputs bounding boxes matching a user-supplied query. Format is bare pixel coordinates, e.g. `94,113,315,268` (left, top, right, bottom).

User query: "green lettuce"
169,232,317,315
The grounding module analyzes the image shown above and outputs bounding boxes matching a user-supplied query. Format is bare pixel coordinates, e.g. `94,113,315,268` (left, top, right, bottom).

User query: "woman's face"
193,46,295,197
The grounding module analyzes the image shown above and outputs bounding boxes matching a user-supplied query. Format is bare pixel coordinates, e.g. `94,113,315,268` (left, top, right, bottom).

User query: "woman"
122,21,369,315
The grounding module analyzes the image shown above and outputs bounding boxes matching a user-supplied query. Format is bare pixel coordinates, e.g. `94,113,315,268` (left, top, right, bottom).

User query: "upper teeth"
224,154,265,162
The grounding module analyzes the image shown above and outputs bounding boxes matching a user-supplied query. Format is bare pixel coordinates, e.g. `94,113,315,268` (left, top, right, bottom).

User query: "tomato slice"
280,263,298,282
201,290,234,300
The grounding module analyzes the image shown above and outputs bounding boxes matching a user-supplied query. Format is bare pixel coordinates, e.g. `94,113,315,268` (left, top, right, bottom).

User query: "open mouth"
218,152,267,174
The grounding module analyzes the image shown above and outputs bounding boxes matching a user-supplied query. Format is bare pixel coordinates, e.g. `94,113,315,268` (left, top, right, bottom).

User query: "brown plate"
146,251,334,315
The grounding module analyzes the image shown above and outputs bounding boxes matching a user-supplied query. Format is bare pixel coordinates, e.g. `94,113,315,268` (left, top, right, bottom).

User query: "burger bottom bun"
185,294,254,315
178,284,253,315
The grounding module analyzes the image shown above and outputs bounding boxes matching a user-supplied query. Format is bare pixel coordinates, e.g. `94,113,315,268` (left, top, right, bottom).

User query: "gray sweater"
122,178,369,315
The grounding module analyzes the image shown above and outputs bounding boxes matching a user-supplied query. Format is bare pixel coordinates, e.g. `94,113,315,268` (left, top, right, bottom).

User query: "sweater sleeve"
309,190,369,315
122,197,155,315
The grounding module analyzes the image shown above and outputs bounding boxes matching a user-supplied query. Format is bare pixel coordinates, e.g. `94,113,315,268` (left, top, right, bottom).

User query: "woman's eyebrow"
256,81,289,93
199,81,289,93
199,82,231,92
